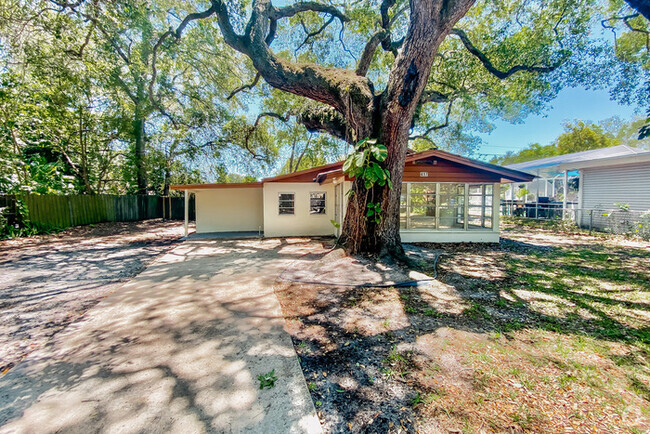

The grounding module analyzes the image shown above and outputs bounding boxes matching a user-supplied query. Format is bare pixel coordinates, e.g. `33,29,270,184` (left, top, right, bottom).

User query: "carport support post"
184,189,189,237
562,170,568,219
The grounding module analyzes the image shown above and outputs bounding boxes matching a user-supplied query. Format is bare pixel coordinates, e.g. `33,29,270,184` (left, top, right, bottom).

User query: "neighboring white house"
505,145,650,228
172,149,534,243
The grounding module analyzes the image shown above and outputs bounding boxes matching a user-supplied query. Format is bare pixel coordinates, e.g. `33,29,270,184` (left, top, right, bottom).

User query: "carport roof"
505,145,649,177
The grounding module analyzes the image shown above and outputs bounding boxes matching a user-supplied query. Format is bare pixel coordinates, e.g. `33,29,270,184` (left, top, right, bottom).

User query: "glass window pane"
485,184,493,195
440,183,464,195
468,216,482,228
409,217,436,229
410,205,436,218
469,185,483,195
468,206,484,217
279,193,295,215
439,206,464,229
410,193,436,206
309,192,326,214
410,183,436,195
485,196,493,207
469,195,483,206
483,218,493,229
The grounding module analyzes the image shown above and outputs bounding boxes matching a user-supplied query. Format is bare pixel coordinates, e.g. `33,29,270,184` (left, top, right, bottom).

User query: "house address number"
420,172,428,177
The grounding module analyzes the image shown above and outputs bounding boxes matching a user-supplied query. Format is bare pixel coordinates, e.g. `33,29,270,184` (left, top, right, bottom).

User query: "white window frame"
278,192,295,215
309,191,327,215
400,182,495,231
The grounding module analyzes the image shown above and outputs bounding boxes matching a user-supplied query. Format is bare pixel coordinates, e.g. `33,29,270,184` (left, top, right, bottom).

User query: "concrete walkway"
0,238,326,433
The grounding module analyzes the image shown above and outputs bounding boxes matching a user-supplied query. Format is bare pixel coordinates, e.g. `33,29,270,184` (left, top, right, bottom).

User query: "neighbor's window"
468,184,493,229
309,192,326,215
279,193,295,215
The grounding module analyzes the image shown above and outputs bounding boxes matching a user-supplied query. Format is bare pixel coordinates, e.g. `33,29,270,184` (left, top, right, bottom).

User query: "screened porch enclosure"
399,182,496,231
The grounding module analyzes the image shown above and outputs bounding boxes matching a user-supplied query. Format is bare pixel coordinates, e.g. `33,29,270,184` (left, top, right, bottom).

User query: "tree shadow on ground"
1,238,328,432
275,233,650,432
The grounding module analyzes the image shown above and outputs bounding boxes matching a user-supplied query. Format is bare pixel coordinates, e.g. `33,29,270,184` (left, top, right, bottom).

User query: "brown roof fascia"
262,160,344,183
170,182,263,190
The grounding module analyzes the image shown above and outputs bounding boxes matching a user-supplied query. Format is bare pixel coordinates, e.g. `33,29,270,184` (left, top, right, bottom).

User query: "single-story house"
505,145,650,228
171,149,534,243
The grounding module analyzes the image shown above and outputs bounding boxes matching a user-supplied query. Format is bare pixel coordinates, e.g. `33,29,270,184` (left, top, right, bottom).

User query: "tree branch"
148,2,221,116
356,29,388,76
298,106,350,142
451,28,566,79
212,0,374,137
270,2,349,22
420,89,450,104
227,72,262,99
409,100,453,142
64,21,95,58
295,15,336,53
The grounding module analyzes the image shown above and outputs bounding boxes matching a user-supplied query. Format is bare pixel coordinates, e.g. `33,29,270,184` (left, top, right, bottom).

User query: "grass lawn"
276,224,650,433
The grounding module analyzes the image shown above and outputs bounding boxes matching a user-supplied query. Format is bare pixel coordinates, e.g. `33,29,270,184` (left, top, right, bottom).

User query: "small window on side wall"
279,193,295,215
310,192,326,215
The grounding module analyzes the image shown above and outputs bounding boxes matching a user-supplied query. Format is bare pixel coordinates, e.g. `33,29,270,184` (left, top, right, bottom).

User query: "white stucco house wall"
172,149,534,243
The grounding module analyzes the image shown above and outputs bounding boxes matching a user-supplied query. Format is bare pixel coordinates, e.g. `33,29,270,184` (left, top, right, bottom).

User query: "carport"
171,183,264,237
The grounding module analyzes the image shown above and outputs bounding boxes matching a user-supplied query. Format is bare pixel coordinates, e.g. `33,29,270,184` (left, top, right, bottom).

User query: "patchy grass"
276,226,650,433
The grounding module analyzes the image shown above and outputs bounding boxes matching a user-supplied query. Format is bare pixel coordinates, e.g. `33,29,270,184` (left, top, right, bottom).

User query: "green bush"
0,197,63,240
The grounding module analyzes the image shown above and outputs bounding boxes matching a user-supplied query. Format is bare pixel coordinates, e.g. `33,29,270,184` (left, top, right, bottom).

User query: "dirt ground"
0,219,186,375
275,227,650,433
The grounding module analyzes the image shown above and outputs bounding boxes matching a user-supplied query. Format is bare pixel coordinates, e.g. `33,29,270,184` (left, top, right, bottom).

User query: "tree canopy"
0,0,648,253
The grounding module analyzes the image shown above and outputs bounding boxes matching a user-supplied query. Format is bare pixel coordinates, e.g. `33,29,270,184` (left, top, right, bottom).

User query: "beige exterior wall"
194,188,263,233
263,182,336,237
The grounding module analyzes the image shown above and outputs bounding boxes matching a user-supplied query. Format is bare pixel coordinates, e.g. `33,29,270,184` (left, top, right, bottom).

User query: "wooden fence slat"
19,193,195,230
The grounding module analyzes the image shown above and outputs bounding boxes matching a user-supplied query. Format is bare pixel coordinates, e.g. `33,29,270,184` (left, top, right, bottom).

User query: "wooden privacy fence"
18,193,195,229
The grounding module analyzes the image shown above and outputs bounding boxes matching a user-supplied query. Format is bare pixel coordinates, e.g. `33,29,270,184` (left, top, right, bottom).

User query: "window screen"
309,192,326,214
279,193,295,215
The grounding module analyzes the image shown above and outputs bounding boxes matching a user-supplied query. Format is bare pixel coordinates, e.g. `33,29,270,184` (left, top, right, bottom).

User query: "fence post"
589,210,593,233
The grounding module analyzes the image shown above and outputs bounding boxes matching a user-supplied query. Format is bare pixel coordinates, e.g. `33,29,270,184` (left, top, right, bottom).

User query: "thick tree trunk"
210,0,475,257
339,0,475,257
133,115,147,195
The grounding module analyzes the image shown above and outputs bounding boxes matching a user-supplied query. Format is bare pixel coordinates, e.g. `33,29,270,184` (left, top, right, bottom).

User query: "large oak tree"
153,0,612,256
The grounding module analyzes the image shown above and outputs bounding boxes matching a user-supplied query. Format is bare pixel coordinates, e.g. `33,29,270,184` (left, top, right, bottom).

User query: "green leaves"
370,144,388,162
257,370,278,390
342,138,393,225
342,138,392,191
366,202,382,224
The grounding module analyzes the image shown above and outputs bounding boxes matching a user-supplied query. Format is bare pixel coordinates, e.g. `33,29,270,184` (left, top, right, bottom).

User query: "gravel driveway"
0,220,186,374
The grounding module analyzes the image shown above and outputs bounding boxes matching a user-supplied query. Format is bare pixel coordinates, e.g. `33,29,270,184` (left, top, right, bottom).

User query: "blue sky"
475,86,642,159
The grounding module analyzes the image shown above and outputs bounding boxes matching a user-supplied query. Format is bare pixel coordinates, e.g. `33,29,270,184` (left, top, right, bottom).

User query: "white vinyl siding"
581,162,650,211
580,161,650,228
